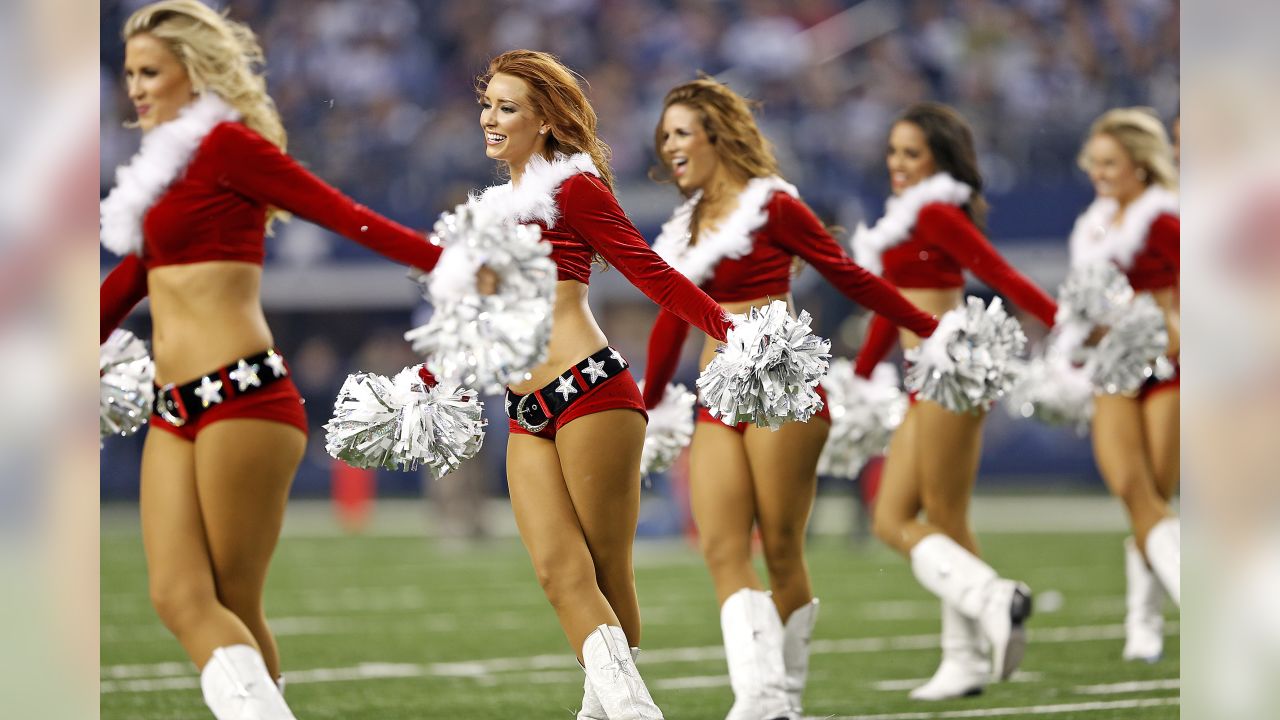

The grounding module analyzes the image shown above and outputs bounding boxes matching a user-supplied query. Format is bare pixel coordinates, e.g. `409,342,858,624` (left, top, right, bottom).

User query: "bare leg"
555,409,649,647
140,428,256,668
1142,389,1180,503
744,418,828,621
1093,394,1172,549
872,405,932,556
195,419,305,680
507,432,618,659
914,401,986,557
688,422,761,606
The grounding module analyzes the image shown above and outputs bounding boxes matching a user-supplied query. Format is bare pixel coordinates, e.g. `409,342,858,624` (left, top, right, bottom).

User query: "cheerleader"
98,3,442,717
468,51,784,720
851,103,1060,700
1072,108,1180,662
641,77,939,720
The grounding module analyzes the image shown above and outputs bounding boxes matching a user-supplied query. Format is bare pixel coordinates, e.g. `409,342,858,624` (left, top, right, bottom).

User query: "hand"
476,265,500,296
1085,325,1110,347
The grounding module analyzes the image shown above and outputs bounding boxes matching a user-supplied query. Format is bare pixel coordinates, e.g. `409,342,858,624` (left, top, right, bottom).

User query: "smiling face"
479,72,549,171
124,33,194,132
886,121,938,194
659,103,722,193
1082,132,1147,204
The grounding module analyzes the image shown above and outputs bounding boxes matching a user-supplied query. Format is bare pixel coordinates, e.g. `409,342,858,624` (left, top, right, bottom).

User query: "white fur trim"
1069,186,1179,270
651,176,799,285
850,173,973,275
100,94,241,257
467,152,600,228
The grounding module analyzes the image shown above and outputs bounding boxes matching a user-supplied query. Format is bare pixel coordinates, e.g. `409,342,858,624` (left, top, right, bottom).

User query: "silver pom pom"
1004,353,1094,434
324,365,486,478
640,383,696,475
817,361,906,480
405,203,556,395
1055,262,1134,328
905,297,1027,414
696,300,831,431
100,328,154,440
1089,294,1170,395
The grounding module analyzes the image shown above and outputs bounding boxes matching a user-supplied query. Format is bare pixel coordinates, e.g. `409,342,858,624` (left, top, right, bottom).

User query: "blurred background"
98,0,1180,531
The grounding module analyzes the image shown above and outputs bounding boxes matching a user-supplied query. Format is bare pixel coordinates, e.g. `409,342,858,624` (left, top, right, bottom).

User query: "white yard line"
1074,678,1180,695
653,674,731,690
101,622,1179,693
872,672,1042,692
832,697,1179,719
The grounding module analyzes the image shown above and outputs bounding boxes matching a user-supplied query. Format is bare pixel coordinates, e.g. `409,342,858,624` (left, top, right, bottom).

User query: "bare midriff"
507,279,610,395
148,261,274,386
895,286,963,351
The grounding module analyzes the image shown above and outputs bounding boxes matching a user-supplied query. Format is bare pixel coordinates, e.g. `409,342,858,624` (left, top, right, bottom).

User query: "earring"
540,128,548,135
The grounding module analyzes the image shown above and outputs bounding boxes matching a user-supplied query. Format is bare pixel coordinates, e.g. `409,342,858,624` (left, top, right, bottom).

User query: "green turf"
101,520,1179,719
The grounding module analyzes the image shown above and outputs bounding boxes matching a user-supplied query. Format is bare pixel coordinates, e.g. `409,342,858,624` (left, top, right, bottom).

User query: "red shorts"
1139,359,1180,400
507,369,647,440
152,376,309,442
696,384,831,433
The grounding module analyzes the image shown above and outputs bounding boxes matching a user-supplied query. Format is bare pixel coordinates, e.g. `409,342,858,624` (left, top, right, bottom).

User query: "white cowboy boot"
781,599,819,714
1123,536,1166,661
910,602,989,700
721,589,795,720
910,533,1033,682
581,625,663,720
578,647,643,720
200,645,297,720
1145,517,1181,606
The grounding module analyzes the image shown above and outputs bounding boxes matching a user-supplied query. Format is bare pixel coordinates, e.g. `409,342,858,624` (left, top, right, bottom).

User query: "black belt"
505,346,629,433
154,348,291,428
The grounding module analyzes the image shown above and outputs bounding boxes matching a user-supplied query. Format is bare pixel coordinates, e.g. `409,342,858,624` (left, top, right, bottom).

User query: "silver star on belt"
264,351,288,377
229,359,262,391
582,357,609,383
555,375,578,401
608,348,626,366
195,376,224,407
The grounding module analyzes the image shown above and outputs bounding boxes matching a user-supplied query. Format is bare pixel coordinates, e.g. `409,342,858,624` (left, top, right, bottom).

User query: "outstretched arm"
100,254,147,343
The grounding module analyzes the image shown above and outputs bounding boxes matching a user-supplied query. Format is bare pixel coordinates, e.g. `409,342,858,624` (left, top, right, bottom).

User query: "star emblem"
229,359,261,391
555,375,578,401
264,351,288,377
608,348,626,366
582,357,609,383
195,376,224,407
600,652,634,682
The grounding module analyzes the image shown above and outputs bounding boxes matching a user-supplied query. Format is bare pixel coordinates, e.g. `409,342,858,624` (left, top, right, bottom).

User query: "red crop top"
852,203,1058,378
541,173,733,341
99,121,442,342
641,188,939,408
1120,214,1179,292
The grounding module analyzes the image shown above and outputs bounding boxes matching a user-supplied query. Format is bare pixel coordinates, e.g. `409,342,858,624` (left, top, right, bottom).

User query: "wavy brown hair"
651,75,780,191
895,102,989,229
477,50,615,191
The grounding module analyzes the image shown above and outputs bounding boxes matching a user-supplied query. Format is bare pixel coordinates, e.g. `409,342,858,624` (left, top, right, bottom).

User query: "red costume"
1068,185,1180,398
642,176,940,432
851,174,1058,380
99,95,442,438
473,153,735,438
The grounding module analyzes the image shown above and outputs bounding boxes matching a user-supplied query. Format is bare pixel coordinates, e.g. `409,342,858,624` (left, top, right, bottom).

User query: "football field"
101,498,1179,719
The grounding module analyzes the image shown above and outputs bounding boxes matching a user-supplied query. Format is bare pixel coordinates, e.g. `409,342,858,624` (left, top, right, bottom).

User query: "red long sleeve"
853,313,898,379
915,204,1057,327
1148,214,1179,271
642,308,692,408
100,254,148,343
203,123,442,272
560,175,731,342
770,195,938,338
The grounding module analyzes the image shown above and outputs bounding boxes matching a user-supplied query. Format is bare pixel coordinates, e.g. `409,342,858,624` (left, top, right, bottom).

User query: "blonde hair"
652,75,780,190
1079,107,1178,191
124,1,288,227
477,50,615,191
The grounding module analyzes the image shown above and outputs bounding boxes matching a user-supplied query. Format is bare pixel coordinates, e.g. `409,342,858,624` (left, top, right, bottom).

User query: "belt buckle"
515,392,550,434
155,384,188,427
